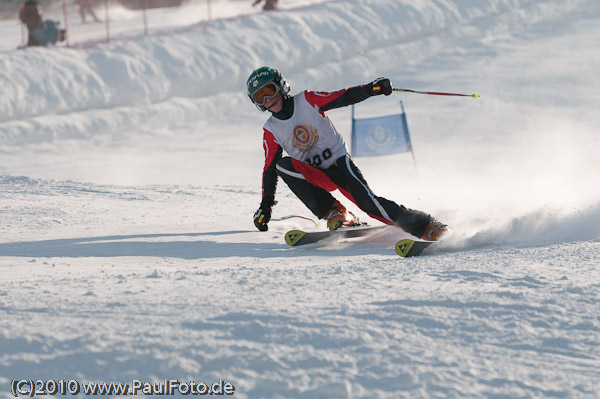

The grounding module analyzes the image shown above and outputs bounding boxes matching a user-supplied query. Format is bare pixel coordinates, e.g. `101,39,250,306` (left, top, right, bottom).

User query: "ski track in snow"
1,0,600,398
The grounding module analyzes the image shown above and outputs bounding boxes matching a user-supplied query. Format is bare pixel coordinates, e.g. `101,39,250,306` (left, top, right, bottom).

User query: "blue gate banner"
351,107,413,157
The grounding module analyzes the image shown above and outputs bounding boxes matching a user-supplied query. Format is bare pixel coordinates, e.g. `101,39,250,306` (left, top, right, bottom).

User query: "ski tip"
395,239,416,257
395,238,436,257
285,230,307,246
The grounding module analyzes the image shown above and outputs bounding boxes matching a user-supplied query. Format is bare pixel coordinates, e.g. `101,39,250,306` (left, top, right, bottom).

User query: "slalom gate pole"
393,87,479,99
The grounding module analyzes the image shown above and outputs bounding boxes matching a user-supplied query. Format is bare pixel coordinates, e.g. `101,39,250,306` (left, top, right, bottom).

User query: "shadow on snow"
0,231,394,259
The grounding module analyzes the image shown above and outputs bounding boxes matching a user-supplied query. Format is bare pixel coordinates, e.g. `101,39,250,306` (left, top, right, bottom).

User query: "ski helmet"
246,66,291,111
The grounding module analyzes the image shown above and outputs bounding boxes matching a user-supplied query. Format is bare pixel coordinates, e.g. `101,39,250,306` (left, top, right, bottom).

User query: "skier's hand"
368,77,392,96
253,207,271,231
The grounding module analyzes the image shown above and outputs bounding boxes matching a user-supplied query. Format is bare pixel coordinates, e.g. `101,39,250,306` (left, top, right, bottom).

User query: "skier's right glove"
253,207,271,231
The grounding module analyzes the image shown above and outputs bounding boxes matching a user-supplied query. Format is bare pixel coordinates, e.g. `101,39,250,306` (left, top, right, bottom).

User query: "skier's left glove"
253,206,272,231
368,77,392,96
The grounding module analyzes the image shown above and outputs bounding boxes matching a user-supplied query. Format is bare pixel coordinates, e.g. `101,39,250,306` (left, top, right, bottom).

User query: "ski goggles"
252,83,280,105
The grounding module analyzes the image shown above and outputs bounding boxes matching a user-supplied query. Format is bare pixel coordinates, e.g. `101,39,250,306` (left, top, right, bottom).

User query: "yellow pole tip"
472,92,479,99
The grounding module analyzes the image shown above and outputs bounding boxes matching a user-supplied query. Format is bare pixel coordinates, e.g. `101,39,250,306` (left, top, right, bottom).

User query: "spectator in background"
77,0,100,23
19,0,66,47
19,0,44,46
252,0,278,11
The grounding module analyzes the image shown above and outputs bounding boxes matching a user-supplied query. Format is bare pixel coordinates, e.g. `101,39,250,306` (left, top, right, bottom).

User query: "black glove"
368,77,392,96
253,207,271,231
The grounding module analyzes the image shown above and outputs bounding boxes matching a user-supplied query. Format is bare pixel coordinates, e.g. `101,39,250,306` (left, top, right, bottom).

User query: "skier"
248,66,447,241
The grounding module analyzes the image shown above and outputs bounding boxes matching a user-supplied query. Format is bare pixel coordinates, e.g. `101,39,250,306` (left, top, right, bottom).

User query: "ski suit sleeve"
261,128,283,208
305,85,372,112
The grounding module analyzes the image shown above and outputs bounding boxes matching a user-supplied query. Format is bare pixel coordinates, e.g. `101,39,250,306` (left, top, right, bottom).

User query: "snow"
1,0,600,398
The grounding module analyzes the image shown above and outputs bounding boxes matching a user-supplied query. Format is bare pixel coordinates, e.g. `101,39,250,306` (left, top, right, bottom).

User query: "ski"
394,239,437,257
285,226,439,257
284,225,387,246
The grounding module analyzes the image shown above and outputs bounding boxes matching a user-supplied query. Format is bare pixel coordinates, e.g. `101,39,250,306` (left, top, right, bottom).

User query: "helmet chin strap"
265,95,283,112
268,95,294,119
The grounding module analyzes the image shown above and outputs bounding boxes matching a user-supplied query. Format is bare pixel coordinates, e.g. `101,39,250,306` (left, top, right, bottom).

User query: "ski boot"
421,217,448,241
325,200,362,231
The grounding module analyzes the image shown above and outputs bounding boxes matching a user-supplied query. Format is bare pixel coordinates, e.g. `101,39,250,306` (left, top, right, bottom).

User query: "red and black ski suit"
260,84,431,238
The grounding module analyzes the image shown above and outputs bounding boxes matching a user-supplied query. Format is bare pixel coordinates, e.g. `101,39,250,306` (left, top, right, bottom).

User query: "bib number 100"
305,149,332,167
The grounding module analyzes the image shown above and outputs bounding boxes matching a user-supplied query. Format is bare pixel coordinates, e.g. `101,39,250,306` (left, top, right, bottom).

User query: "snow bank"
0,0,585,125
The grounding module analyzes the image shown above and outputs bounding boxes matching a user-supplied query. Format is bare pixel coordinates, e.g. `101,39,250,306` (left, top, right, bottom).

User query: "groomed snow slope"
1,0,600,398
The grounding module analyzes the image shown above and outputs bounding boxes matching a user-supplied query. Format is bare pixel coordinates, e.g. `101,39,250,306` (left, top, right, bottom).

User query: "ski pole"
392,87,479,98
271,215,320,227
